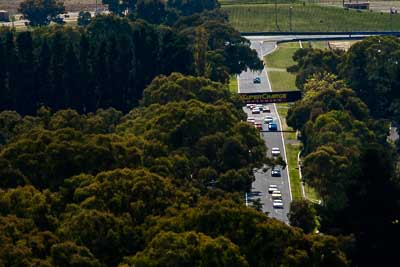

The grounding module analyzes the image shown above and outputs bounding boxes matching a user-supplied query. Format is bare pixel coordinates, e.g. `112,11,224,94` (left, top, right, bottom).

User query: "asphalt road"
241,34,384,223
241,40,291,223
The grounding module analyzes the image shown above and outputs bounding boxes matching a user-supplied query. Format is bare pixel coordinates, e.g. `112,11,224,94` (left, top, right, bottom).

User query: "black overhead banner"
239,91,302,104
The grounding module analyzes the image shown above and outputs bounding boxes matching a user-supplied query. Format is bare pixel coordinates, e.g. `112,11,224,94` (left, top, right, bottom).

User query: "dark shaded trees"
287,48,343,90
340,36,400,120
123,231,249,267
167,0,220,16
288,200,319,234
19,0,65,26
287,74,400,266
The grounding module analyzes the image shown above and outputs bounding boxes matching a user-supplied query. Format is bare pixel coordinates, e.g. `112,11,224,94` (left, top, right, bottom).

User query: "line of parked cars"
268,184,283,209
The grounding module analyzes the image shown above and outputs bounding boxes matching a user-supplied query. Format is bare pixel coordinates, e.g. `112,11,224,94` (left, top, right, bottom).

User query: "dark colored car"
271,167,281,177
253,77,261,84
268,123,278,131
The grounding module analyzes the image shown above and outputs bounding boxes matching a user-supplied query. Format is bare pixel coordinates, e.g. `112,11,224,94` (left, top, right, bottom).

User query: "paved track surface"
241,41,291,223
241,33,383,223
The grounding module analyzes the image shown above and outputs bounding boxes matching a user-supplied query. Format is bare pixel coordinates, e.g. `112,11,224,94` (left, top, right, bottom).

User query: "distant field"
220,0,294,4
221,0,400,13
0,0,105,13
223,3,400,32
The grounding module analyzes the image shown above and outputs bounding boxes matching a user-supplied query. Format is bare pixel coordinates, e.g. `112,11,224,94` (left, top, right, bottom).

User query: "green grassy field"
220,0,294,4
265,42,298,91
229,75,238,94
268,71,297,91
223,4,400,32
265,42,298,68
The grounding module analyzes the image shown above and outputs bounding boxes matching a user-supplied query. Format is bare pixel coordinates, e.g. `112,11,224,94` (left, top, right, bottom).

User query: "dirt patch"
0,0,105,13
328,40,359,51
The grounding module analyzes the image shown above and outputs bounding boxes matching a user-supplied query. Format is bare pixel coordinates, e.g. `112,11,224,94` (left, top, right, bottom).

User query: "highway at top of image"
240,40,291,223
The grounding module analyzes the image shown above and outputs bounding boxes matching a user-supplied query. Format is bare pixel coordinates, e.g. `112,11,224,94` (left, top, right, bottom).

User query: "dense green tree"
167,0,220,16
0,186,57,229
142,73,230,106
0,37,8,111
122,231,249,267
340,36,400,119
51,241,103,267
287,70,400,266
58,209,137,266
288,200,319,234
63,43,80,109
19,0,65,26
148,197,350,267
65,168,185,221
49,31,67,109
288,48,343,90
77,11,92,27
0,215,59,266
15,32,35,114
36,39,51,108
0,128,143,189
287,74,372,137
136,0,167,24
4,31,18,110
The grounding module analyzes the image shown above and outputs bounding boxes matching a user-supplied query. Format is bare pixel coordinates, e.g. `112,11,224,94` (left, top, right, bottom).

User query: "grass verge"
276,104,302,201
268,71,297,91
229,75,238,94
223,4,400,32
265,42,298,91
265,42,298,68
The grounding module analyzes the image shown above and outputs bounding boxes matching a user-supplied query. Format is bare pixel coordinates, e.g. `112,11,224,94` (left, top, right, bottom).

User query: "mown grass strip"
276,104,302,201
229,75,238,94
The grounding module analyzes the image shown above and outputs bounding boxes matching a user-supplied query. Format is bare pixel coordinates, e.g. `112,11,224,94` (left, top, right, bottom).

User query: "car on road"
254,122,263,130
273,200,284,209
271,147,280,156
253,77,261,84
268,185,278,193
272,192,282,200
247,117,255,124
252,107,261,114
268,122,278,131
264,116,274,124
262,106,271,113
246,104,255,109
271,167,281,177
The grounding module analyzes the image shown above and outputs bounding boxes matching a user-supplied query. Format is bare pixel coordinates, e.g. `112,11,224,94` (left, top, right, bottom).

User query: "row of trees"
288,36,400,122
18,0,220,26
0,72,350,266
0,11,261,116
286,70,400,265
